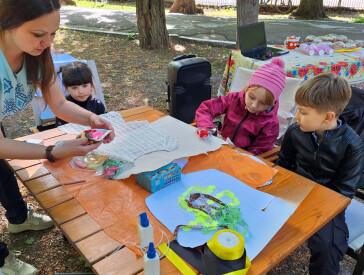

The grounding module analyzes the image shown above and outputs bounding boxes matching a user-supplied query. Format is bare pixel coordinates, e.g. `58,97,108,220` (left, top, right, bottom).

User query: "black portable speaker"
166,55,211,124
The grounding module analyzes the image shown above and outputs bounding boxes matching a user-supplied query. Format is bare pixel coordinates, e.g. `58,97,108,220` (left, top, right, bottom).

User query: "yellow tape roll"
207,229,245,261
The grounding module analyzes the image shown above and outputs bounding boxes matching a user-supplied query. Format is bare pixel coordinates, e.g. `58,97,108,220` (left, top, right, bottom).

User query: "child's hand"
89,114,115,143
52,138,102,160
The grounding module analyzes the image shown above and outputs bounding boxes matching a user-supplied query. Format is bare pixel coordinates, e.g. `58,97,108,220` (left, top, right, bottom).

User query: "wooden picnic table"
6,106,350,275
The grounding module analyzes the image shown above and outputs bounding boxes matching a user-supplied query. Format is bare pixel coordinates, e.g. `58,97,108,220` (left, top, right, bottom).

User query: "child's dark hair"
60,62,94,88
295,72,351,117
0,0,60,104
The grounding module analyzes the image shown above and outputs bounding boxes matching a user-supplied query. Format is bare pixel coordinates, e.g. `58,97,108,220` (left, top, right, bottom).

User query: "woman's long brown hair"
0,0,60,104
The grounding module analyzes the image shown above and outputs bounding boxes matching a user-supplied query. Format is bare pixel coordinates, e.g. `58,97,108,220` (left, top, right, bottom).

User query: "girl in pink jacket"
195,57,286,155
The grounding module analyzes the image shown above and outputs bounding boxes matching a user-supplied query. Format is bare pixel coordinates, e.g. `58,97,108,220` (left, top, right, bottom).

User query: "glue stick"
143,242,160,275
138,212,154,248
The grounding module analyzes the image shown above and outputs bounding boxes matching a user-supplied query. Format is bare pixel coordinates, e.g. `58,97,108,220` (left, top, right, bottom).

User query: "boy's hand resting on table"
89,113,115,143
52,138,102,160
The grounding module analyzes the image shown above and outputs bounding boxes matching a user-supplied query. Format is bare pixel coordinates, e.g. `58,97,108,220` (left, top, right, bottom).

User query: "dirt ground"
0,29,358,274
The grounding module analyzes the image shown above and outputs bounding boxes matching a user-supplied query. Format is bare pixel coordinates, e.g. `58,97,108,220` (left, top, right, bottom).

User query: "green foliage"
127,33,137,40
73,0,135,11
78,257,90,268
25,237,35,245
72,0,171,13
354,16,364,23
203,7,236,18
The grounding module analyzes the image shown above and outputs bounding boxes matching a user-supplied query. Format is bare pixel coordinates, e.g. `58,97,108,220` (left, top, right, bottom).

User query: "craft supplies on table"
58,113,226,179
196,127,216,139
76,129,112,144
135,162,181,193
146,168,299,260
161,229,251,275
143,242,160,275
138,212,154,248
71,153,133,179
202,229,251,275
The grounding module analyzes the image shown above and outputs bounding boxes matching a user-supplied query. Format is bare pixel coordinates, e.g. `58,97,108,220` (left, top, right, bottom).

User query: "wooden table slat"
120,106,153,119
92,246,143,275
8,159,42,171
61,213,102,242
15,128,65,141
15,163,50,182
123,110,165,122
48,199,87,225
24,174,60,195
35,186,73,209
43,133,78,146
76,231,121,264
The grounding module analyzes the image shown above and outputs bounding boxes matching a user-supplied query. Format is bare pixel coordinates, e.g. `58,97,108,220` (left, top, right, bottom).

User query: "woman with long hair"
0,1,114,273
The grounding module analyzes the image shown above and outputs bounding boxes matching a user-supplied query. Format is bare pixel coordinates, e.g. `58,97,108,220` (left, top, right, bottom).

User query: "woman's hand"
52,138,102,160
89,114,115,143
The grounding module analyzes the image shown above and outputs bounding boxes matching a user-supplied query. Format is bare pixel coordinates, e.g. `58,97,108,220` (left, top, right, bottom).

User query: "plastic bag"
95,157,134,179
71,153,133,179
71,153,108,170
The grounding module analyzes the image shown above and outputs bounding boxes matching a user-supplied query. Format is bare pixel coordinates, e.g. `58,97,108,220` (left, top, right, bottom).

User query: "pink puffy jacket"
195,91,279,155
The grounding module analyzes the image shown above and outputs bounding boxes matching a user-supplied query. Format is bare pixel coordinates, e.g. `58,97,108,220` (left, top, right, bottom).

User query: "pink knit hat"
246,57,286,101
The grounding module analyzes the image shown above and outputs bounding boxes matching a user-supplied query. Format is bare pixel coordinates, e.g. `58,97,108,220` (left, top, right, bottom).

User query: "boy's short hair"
295,72,351,117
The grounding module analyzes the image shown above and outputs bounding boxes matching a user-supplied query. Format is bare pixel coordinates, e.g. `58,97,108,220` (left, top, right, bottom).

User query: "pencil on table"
61,179,86,185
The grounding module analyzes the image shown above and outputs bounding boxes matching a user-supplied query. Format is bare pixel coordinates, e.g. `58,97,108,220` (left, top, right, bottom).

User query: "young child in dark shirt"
56,61,106,126
276,72,364,274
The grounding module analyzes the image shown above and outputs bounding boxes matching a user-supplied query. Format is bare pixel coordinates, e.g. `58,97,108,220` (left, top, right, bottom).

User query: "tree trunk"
60,0,76,5
292,0,327,19
136,0,170,50
170,0,197,14
169,0,203,14
236,0,259,48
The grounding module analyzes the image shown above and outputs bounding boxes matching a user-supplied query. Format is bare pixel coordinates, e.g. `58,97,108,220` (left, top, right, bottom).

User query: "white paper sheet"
58,112,179,163
146,169,296,260
115,116,227,179
58,111,125,135
93,120,179,162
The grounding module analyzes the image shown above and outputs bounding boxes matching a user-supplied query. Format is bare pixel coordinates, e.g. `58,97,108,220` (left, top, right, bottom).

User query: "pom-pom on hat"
246,57,286,101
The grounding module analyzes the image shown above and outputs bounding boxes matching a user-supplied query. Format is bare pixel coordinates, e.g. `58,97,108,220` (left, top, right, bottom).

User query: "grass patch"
354,16,364,23
73,0,137,11
203,7,236,18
